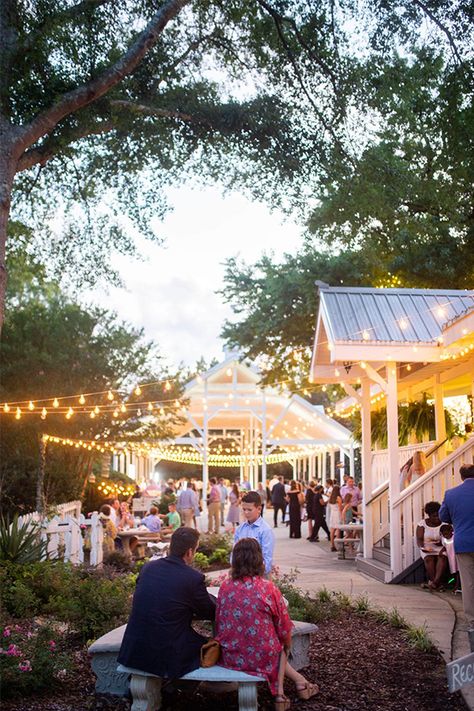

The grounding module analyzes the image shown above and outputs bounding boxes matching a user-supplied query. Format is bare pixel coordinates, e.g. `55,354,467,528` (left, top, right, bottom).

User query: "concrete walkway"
206,508,474,708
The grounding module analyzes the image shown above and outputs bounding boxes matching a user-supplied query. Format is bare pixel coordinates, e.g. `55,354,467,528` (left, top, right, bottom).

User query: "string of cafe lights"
3,296,473,422
42,434,324,467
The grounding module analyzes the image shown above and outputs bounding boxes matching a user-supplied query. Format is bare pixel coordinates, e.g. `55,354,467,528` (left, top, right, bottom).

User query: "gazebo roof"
311,285,474,382
176,352,353,453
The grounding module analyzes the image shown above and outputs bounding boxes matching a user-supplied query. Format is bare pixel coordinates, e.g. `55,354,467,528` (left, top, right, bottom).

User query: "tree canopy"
0,253,185,514
2,0,473,325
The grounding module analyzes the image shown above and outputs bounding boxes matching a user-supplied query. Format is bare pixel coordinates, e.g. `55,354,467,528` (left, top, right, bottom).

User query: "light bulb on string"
159,407,165,416
164,381,171,391
90,411,96,419
15,407,21,420
53,398,59,408
79,394,86,405
94,405,100,414
120,404,126,413
28,401,35,411
107,390,114,401
147,402,153,411
134,385,142,396
41,407,47,419
3,403,10,413
113,409,119,418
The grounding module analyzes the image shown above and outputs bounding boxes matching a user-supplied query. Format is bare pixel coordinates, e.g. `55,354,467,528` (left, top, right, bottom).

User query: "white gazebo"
311,284,474,582
113,351,355,491
160,351,355,493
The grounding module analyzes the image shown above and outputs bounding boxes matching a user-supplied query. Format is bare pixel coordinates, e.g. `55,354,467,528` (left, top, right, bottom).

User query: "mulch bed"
2,613,466,711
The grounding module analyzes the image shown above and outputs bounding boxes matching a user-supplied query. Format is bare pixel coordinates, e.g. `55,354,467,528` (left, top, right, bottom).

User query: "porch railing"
370,441,437,494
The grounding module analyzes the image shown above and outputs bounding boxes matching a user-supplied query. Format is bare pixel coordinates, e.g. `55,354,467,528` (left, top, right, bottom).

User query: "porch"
310,284,474,582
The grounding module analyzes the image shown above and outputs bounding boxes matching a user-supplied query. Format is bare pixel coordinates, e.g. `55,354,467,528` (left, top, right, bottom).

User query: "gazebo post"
361,377,373,558
202,379,209,500
261,391,267,487
386,362,401,575
330,448,335,483
349,444,355,479
434,374,447,460
322,450,327,484
338,448,345,485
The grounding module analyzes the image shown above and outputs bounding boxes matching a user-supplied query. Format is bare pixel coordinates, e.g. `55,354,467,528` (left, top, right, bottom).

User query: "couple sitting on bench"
118,527,318,711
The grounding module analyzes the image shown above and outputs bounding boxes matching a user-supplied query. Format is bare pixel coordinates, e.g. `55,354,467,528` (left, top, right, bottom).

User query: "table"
338,523,364,556
116,528,161,555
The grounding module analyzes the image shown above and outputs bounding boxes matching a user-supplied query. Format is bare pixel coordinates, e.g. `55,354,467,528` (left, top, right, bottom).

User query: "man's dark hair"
231,537,264,579
424,501,441,516
100,504,111,516
169,527,200,557
278,475,283,482
149,506,158,515
241,491,262,507
210,477,217,485
460,464,474,480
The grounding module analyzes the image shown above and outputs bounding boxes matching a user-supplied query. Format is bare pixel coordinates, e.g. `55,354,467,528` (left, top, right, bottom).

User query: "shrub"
0,515,47,564
197,532,233,558
46,567,135,641
208,547,229,565
103,549,134,572
0,621,70,698
193,552,210,570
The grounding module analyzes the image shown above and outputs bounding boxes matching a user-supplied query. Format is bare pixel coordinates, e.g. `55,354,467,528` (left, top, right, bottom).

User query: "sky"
87,185,303,369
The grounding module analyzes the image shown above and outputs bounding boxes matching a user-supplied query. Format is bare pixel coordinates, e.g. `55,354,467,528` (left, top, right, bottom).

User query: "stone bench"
334,537,361,559
117,662,266,711
89,619,317,708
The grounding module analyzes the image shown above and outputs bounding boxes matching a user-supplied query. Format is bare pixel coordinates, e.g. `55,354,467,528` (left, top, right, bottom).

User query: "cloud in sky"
86,185,302,367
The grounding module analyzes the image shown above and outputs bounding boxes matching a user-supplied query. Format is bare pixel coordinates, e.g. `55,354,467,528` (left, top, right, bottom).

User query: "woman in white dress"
416,501,447,590
327,484,343,552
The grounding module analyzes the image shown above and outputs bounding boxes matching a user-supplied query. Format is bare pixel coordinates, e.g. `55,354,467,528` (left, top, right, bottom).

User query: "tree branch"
16,0,191,155
17,120,116,172
109,99,213,127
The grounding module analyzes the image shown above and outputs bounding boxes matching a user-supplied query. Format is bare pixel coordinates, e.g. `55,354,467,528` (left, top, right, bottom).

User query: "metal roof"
319,286,474,345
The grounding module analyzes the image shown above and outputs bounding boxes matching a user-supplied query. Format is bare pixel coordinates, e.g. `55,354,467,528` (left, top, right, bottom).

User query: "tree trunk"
0,129,17,331
36,434,46,513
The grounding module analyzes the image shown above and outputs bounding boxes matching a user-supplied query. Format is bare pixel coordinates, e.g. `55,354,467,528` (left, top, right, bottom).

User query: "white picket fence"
18,500,103,566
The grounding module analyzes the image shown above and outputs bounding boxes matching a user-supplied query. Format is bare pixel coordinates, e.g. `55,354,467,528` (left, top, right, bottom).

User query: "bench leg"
130,674,162,711
238,682,258,711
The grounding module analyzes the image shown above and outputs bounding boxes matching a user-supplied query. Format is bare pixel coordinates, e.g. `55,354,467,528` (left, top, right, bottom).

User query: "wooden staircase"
357,437,474,583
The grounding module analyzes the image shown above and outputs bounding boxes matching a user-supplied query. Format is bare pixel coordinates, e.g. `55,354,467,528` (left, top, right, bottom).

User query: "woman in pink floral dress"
216,538,319,710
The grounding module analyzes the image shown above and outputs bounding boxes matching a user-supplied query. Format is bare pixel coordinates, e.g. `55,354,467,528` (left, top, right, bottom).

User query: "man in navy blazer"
118,527,216,678
440,463,474,630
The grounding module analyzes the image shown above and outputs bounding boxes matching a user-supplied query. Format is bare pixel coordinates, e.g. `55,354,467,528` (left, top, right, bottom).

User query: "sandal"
274,694,291,711
296,682,319,700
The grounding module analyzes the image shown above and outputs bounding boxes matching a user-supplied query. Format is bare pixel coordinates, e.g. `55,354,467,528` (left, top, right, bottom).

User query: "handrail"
392,437,474,508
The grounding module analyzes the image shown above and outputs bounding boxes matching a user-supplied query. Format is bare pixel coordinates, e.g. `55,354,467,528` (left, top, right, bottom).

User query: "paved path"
205,507,474,708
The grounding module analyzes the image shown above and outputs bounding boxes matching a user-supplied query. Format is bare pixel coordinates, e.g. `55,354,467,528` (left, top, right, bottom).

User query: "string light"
41,407,47,419
28,401,34,411
3,403,10,413
107,390,114,401
15,407,21,420
53,398,59,408
79,394,86,404
134,385,142,396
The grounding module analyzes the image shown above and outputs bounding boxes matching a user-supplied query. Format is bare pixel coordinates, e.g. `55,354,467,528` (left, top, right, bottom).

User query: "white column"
322,450,327,485
434,374,446,461
261,393,267,486
349,444,355,479
361,378,373,558
338,448,345,485
386,362,401,574
202,380,209,498
330,449,335,483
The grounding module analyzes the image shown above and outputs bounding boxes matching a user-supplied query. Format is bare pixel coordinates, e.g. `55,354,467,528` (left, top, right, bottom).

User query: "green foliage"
157,493,177,516
197,532,233,559
403,625,435,653
1,561,134,641
0,253,185,516
102,549,134,572
193,552,210,570
0,621,70,699
0,515,47,564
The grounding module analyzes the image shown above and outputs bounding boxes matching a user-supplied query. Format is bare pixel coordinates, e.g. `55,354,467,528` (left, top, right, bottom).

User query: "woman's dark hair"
231,537,265,579
326,479,334,486
424,501,441,516
232,483,239,496
241,491,261,507
210,477,217,485
290,480,298,489
329,485,340,504
169,527,200,557
100,504,111,516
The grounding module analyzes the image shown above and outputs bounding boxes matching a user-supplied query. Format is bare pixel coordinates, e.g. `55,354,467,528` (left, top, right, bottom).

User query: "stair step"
373,547,391,564
356,557,393,583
